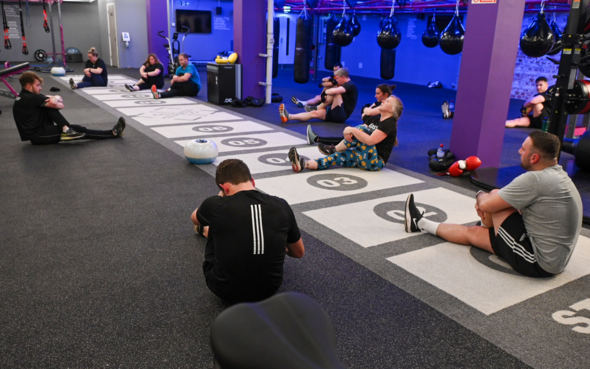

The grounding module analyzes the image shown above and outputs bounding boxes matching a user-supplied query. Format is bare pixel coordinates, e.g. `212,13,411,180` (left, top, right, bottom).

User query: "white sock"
418,217,440,235
301,101,307,106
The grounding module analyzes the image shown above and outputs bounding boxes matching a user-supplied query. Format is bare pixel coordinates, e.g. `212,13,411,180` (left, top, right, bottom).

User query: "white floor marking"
81,87,132,95
255,168,423,205
117,106,244,126
102,97,197,108
87,92,153,101
388,236,590,315
211,147,324,174
152,121,273,139
303,188,478,247
175,132,306,153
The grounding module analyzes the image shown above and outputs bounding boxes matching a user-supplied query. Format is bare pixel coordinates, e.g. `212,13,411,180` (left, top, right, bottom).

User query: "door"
107,3,119,67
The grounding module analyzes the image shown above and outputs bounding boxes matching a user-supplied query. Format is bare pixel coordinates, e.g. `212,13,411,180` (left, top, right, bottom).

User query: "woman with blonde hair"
69,47,108,89
125,53,164,92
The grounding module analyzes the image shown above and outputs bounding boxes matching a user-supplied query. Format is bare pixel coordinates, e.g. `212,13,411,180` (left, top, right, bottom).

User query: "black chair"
210,292,345,369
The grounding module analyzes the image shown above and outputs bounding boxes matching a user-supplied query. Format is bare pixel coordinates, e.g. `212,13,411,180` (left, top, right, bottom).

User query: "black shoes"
318,142,336,155
124,84,135,92
405,194,423,233
60,127,85,141
69,78,76,90
288,147,306,173
113,117,126,137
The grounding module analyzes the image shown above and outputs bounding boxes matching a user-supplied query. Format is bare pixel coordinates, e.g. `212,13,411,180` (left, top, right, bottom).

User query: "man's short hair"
216,159,252,186
529,131,560,161
179,53,189,60
19,71,43,88
334,67,349,78
535,77,548,83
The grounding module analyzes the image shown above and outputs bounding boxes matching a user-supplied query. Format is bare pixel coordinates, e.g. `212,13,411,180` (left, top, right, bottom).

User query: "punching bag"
422,16,439,48
380,48,396,80
272,17,280,78
333,15,354,47
294,14,312,84
520,12,554,58
349,13,361,37
547,18,563,56
377,16,401,50
325,13,341,70
439,14,465,55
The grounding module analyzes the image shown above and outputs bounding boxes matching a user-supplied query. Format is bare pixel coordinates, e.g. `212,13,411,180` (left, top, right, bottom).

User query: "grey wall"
98,0,148,68
0,2,100,64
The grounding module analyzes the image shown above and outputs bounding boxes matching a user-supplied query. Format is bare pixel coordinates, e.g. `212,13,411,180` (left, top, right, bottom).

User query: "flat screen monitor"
176,9,212,34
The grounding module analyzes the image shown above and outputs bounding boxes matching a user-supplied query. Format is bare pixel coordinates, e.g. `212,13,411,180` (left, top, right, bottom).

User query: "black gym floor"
0,63,586,368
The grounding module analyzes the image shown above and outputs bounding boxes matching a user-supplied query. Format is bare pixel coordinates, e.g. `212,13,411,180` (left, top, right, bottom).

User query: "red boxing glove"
448,161,464,177
465,156,482,171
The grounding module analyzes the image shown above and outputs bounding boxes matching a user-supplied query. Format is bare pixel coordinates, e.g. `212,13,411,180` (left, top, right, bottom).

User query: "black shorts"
529,114,543,129
325,105,347,123
489,212,553,278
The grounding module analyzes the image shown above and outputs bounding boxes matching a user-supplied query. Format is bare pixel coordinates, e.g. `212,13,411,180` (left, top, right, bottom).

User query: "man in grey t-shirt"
403,131,582,278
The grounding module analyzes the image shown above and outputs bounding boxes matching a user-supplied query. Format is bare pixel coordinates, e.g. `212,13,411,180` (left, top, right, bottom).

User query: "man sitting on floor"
13,71,125,145
291,63,342,109
191,159,305,304
506,77,553,129
405,131,582,278
280,67,358,124
151,53,201,99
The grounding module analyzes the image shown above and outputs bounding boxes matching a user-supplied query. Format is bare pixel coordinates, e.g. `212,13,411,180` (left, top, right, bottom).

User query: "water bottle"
437,144,445,159
542,116,549,132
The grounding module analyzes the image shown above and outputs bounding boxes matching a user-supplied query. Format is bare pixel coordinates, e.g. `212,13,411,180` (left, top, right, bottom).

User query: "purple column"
450,0,527,168
234,0,266,98
146,0,169,71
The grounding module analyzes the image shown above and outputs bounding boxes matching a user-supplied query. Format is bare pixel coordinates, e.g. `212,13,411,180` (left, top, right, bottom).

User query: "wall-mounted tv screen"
176,9,212,34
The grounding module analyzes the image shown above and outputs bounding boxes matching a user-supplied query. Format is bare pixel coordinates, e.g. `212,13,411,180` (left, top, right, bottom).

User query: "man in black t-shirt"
191,159,304,304
280,67,358,124
506,77,553,129
13,72,125,145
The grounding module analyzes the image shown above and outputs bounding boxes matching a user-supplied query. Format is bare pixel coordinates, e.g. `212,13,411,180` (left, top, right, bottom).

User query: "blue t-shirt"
175,63,201,89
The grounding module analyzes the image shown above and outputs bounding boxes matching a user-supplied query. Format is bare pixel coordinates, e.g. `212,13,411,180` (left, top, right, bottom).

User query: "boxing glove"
448,161,464,177
464,156,482,171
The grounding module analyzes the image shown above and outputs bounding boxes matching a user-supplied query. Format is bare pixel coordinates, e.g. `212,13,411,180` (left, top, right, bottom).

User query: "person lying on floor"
125,53,165,92
280,67,358,124
69,47,108,89
14,72,125,145
151,53,201,99
305,83,397,154
191,159,305,304
291,63,342,109
405,131,582,278
506,77,553,129
288,95,401,173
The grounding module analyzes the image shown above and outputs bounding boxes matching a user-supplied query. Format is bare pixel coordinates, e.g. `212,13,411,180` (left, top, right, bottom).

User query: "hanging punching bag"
377,16,402,50
294,14,312,84
325,13,341,70
520,12,554,58
349,13,361,37
439,14,465,55
380,48,395,80
422,16,439,48
333,15,354,47
272,17,280,78
547,18,563,56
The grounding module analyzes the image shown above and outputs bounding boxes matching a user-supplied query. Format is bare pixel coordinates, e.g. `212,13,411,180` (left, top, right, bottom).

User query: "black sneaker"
405,194,423,233
124,84,135,92
291,96,305,107
151,84,160,99
112,117,126,137
60,127,85,141
318,142,335,155
306,125,318,145
304,105,318,112
288,147,306,173
69,78,76,90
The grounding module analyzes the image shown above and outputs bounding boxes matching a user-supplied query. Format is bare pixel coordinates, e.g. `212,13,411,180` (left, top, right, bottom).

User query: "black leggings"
29,109,116,145
160,79,200,98
138,76,164,90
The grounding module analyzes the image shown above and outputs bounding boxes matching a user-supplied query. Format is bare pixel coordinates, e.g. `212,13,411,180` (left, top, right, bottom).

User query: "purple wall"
450,0,527,168
146,0,170,73
233,0,266,98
